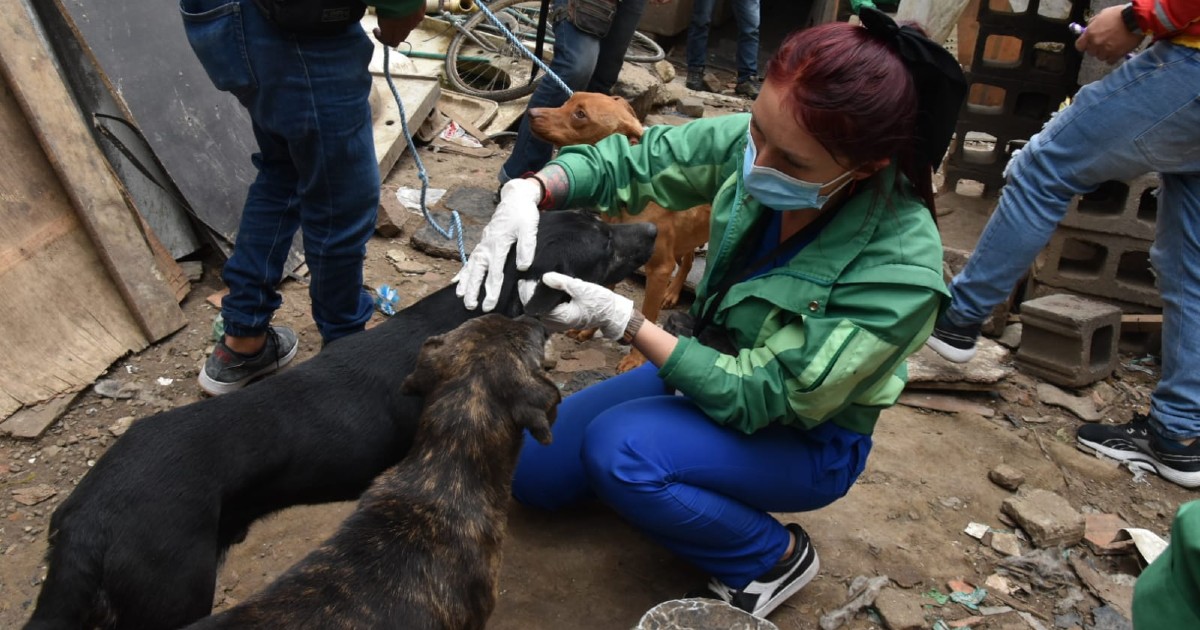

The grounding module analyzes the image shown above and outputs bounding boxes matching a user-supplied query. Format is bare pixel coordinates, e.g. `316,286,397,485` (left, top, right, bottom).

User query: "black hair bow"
857,6,967,171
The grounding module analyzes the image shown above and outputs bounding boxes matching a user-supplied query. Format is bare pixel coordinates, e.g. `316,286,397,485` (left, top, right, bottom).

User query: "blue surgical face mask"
742,128,854,211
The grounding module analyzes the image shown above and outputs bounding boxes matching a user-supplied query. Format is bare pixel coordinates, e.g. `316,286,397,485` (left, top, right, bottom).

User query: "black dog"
25,210,656,630
187,314,559,630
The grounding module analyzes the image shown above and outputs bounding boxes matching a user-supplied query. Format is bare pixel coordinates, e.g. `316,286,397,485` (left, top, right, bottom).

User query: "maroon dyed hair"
766,21,937,214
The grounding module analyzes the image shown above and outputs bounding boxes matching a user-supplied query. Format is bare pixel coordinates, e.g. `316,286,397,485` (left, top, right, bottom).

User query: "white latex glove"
454,178,541,311
541,272,634,342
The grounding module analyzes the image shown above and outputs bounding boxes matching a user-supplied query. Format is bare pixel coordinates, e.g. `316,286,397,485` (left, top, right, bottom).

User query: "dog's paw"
615,350,648,373
565,327,599,342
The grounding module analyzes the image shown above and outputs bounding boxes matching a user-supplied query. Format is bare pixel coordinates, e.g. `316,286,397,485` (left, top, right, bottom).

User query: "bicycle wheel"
625,30,664,64
444,0,549,102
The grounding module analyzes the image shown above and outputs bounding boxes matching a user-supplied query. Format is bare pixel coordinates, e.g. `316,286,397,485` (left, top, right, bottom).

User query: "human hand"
454,178,542,311
1074,4,1143,64
374,10,426,47
540,272,634,342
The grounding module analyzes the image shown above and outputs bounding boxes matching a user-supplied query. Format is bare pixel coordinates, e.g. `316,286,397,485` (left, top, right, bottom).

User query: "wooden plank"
370,75,441,179
0,71,148,420
0,0,185,341
49,0,262,263
31,0,203,260
1121,313,1162,333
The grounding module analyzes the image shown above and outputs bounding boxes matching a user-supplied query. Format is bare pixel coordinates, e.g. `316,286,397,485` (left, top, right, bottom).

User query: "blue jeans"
686,0,760,83
500,0,647,181
181,0,377,343
512,363,872,587
945,41,1200,439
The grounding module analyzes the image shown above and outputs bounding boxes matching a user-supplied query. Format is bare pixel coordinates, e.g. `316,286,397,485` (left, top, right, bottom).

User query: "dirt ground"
2,92,1194,630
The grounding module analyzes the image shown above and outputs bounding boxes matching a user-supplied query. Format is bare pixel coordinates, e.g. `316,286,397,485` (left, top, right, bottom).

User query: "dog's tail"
23,527,113,630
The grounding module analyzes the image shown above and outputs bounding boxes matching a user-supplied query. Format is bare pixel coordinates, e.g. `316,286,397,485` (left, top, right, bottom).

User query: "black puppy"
25,210,656,630
187,314,558,630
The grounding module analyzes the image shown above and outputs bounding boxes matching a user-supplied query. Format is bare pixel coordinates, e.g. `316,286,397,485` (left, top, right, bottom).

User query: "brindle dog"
25,210,656,630
187,314,558,630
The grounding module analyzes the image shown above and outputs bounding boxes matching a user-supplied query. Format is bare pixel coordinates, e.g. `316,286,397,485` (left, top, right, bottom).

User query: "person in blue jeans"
180,0,425,395
924,0,1200,488
684,0,761,97
499,0,654,183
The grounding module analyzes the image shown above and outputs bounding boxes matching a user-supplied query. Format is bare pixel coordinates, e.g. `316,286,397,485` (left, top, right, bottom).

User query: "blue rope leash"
380,4,574,263
383,45,467,263
472,0,573,97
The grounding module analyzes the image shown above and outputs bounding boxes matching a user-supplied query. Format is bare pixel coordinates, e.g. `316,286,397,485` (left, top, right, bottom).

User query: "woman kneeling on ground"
455,4,965,619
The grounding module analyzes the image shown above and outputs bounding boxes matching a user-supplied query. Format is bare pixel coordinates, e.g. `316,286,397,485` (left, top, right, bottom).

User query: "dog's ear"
612,96,644,145
401,335,447,395
514,377,559,445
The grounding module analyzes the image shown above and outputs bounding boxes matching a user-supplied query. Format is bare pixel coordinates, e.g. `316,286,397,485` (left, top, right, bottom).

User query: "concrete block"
1015,293,1121,388
1001,488,1085,548
1062,172,1159,241
677,97,705,118
1035,227,1161,308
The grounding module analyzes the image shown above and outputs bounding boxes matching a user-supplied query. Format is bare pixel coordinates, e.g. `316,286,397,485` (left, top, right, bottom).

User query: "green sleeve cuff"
548,153,599,209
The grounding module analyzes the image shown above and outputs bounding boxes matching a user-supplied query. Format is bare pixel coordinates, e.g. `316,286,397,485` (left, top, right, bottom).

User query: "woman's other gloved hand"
540,272,633,342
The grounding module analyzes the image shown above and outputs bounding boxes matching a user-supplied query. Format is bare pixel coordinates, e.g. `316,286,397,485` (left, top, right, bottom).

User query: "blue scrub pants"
513,363,872,587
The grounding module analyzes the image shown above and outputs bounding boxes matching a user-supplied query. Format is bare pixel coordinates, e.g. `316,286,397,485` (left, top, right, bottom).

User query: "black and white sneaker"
924,315,981,363
1077,414,1200,489
689,523,820,618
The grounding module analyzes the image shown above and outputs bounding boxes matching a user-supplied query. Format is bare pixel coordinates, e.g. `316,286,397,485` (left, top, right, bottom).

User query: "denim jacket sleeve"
549,114,750,217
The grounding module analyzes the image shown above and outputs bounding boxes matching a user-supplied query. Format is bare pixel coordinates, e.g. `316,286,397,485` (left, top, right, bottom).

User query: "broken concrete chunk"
1002,489,1085,548
677,97,705,118
988,463,1026,491
989,532,1023,557
1036,382,1104,422
12,484,57,506
873,587,928,630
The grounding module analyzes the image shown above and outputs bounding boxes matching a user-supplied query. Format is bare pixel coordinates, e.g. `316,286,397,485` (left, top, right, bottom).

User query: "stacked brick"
943,0,1086,197
1031,173,1161,310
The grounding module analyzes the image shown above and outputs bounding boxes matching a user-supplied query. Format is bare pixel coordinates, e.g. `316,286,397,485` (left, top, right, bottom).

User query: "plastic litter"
375,284,400,316
949,587,987,610
396,186,447,212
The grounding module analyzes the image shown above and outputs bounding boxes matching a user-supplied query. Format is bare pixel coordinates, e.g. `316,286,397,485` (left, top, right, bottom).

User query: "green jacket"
372,0,423,19
551,113,948,436
1133,500,1200,629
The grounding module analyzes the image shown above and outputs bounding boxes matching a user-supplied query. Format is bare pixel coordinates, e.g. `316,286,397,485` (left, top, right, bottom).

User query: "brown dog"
529,93,712,372
186,314,559,630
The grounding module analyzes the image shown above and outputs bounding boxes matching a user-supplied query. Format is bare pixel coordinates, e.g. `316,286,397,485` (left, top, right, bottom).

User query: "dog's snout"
528,108,546,119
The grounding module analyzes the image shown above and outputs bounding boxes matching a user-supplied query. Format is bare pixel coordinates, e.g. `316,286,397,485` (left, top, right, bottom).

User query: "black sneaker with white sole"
1076,413,1200,489
198,326,299,396
687,523,820,619
924,315,981,363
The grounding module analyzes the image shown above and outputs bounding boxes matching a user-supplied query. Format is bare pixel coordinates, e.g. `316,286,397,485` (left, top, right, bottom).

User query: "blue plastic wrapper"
375,284,400,316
